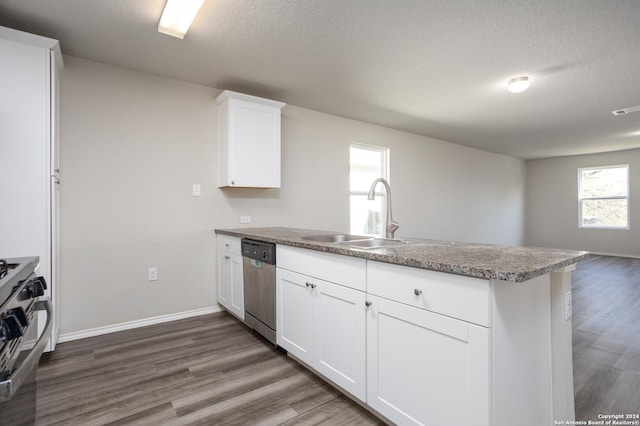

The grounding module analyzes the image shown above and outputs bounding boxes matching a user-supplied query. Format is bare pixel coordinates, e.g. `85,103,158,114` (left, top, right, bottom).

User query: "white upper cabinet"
216,90,285,188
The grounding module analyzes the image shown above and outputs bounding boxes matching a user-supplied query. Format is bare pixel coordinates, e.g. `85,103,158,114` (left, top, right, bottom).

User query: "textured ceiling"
1,0,639,159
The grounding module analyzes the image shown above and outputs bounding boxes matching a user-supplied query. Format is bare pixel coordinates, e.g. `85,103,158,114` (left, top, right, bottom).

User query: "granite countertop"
215,227,589,282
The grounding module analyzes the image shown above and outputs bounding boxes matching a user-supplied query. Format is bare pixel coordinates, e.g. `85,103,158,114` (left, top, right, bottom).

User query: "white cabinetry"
215,90,285,188
366,261,491,425
216,235,244,320
276,268,313,363
276,246,367,401
366,260,554,426
0,26,63,350
366,296,489,426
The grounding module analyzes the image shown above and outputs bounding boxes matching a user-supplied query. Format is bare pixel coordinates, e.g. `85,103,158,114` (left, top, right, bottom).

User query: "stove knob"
0,321,9,343
6,307,28,328
21,280,46,299
31,281,46,297
33,276,48,290
0,315,24,341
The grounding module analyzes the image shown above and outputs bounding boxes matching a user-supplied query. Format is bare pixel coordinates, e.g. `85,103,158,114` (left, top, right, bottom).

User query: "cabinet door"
228,99,281,188
313,280,366,402
229,254,244,320
367,296,490,426
217,253,231,308
0,31,61,352
276,268,313,365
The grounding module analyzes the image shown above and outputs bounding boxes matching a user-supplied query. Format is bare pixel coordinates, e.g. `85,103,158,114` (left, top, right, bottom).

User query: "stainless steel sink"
298,233,411,249
339,238,410,249
298,233,369,243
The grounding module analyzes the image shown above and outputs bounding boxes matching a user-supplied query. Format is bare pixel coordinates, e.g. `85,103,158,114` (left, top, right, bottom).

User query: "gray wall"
526,149,640,257
59,56,526,335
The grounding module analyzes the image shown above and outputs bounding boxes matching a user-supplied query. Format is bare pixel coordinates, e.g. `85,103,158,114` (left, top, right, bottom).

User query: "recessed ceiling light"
507,76,529,93
158,0,205,39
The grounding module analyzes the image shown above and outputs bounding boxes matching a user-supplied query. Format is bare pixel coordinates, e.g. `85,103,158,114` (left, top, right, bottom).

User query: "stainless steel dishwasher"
241,238,276,345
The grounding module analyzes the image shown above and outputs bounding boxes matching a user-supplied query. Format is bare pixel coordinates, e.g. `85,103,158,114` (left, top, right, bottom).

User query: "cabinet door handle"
51,175,61,184
305,282,316,289
224,255,230,260
414,288,423,296
305,282,311,287
365,301,372,307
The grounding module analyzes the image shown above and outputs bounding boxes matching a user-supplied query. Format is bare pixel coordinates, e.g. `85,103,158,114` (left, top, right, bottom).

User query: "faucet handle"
386,221,400,238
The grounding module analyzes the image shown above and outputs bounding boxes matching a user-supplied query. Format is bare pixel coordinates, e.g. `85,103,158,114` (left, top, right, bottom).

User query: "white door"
367,296,490,426
276,268,313,365
229,100,281,187
217,253,231,308
229,254,244,320
313,279,366,402
0,35,54,350
48,50,61,351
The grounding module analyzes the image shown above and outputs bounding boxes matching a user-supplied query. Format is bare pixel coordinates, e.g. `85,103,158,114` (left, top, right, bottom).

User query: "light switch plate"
192,184,201,197
148,267,158,281
240,216,251,224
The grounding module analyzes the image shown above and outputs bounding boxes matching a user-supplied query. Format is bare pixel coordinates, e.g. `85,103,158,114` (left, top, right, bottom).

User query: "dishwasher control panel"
241,239,276,265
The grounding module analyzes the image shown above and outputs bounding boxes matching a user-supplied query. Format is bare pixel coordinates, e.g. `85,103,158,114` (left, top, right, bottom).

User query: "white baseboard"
57,305,223,344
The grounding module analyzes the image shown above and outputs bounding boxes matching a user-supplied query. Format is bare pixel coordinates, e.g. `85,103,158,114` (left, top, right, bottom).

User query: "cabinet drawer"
367,261,490,327
277,245,366,291
216,235,241,256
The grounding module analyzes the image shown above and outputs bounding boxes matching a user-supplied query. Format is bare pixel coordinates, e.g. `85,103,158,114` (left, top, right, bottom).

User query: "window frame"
349,143,390,236
577,164,630,230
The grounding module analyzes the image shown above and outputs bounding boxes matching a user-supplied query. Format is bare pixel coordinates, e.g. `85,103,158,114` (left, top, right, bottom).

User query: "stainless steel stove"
0,257,52,425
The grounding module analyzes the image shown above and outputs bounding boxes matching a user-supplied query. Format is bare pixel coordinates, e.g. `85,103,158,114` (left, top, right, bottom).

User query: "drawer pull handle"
306,282,316,288
414,288,423,296
224,255,230,260
365,301,372,307
225,243,230,248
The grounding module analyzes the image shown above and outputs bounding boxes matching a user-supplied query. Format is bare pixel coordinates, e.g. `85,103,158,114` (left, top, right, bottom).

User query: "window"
350,144,389,236
578,165,629,229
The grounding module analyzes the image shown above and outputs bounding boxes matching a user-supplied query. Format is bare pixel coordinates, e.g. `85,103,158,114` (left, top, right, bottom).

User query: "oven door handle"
0,298,52,402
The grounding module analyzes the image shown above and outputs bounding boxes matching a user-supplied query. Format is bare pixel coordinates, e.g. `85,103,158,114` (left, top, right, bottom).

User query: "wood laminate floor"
571,255,640,421
36,313,384,425
36,254,639,425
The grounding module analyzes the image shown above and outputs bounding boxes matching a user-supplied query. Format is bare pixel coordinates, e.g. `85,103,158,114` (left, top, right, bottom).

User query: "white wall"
526,149,640,257
59,57,222,334
59,56,526,335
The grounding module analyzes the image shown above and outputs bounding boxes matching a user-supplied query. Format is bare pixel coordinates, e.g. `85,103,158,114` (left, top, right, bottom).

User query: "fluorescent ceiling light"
507,76,529,93
612,105,640,116
158,0,205,39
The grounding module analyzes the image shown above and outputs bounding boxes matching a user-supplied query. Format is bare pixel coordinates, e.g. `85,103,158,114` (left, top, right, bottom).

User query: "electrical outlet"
148,267,158,281
240,216,251,224
192,184,201,197
564,291,572,320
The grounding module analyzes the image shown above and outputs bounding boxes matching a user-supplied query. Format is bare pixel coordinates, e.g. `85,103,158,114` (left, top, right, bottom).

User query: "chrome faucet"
367,177,399,239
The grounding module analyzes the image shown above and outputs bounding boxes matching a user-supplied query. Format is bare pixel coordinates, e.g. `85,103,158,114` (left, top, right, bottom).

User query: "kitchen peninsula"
215,227,588,426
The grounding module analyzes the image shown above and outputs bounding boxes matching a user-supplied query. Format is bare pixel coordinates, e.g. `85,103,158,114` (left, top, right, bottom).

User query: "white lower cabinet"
366,296,490,426
273,247,553,426
276,268,313,363
313,277,366,400
276,267,367,401
217,236,244,320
